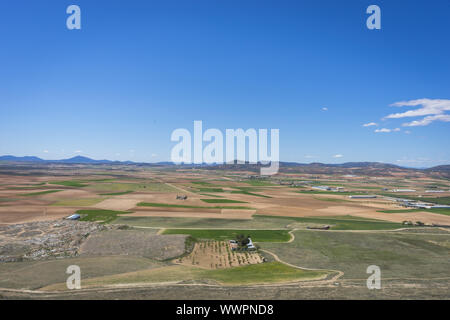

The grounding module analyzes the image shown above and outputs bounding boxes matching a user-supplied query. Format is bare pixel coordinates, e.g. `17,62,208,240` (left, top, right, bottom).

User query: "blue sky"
0,0,449,167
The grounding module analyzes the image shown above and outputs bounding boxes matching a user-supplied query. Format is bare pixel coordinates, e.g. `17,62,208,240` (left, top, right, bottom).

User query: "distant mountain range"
0,155,448,171
0,155,140,165
0,155,115,164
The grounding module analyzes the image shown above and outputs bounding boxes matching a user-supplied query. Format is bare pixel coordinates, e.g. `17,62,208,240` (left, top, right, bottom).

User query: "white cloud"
151,153,158,158
74,150,82,153
404,130,411,134
374,128,400,133
322,107,328,111
333,154,343,158
43,150,49,153
363,122,378,127
386,98,450,127
402,114,450,127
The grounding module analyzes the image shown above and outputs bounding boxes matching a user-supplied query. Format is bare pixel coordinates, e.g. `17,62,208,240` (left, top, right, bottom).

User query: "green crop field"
162,229,291,242
231,187,272,198
112,216,292,229
77,209,132,223
49,180,88,188
378,208,450,216
190,181,215,186
296,190,366,196
257,215,411,230
52,198,104,207
87,182,176,193
136,202,253,210
378,209,421,213
0,198,19,203
112,214,410,231
199,193,224,198
99,190,134,196
21,190,62,196
7,183,47,190
426,208,450,216
243,180,275,186
200,199,247,204
195,188,225,193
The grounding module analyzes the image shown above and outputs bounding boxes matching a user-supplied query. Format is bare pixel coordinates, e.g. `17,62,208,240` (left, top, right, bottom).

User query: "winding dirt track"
259,248,344,282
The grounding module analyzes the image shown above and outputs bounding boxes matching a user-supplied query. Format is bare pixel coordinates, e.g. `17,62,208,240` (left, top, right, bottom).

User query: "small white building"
66,214,80,220
348,195,377,199
312,186,331,191
247,238,256,250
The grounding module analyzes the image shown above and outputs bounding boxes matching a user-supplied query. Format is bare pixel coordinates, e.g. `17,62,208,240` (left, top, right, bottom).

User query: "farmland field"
261,230,450,280
162,229,291,242
0,162,449,300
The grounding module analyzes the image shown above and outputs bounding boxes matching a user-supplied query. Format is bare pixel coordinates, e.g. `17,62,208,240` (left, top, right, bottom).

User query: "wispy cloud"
374,128,400,133
402,114,450,127
386,98,450,127
74,150,82,153
363,122,378,127
322,107,328,111
333,154,343,158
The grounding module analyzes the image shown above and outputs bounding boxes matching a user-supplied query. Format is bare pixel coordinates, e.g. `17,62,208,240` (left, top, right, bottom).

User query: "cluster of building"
393,198,450,209
311,185,345,192
229,237,256,251
390,189,417,193
348,195,377,199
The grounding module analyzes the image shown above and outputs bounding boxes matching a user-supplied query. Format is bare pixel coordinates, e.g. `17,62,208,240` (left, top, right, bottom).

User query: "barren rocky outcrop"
0,220,113,262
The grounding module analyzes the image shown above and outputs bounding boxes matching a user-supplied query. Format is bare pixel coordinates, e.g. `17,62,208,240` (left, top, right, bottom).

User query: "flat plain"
0,162,449,299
